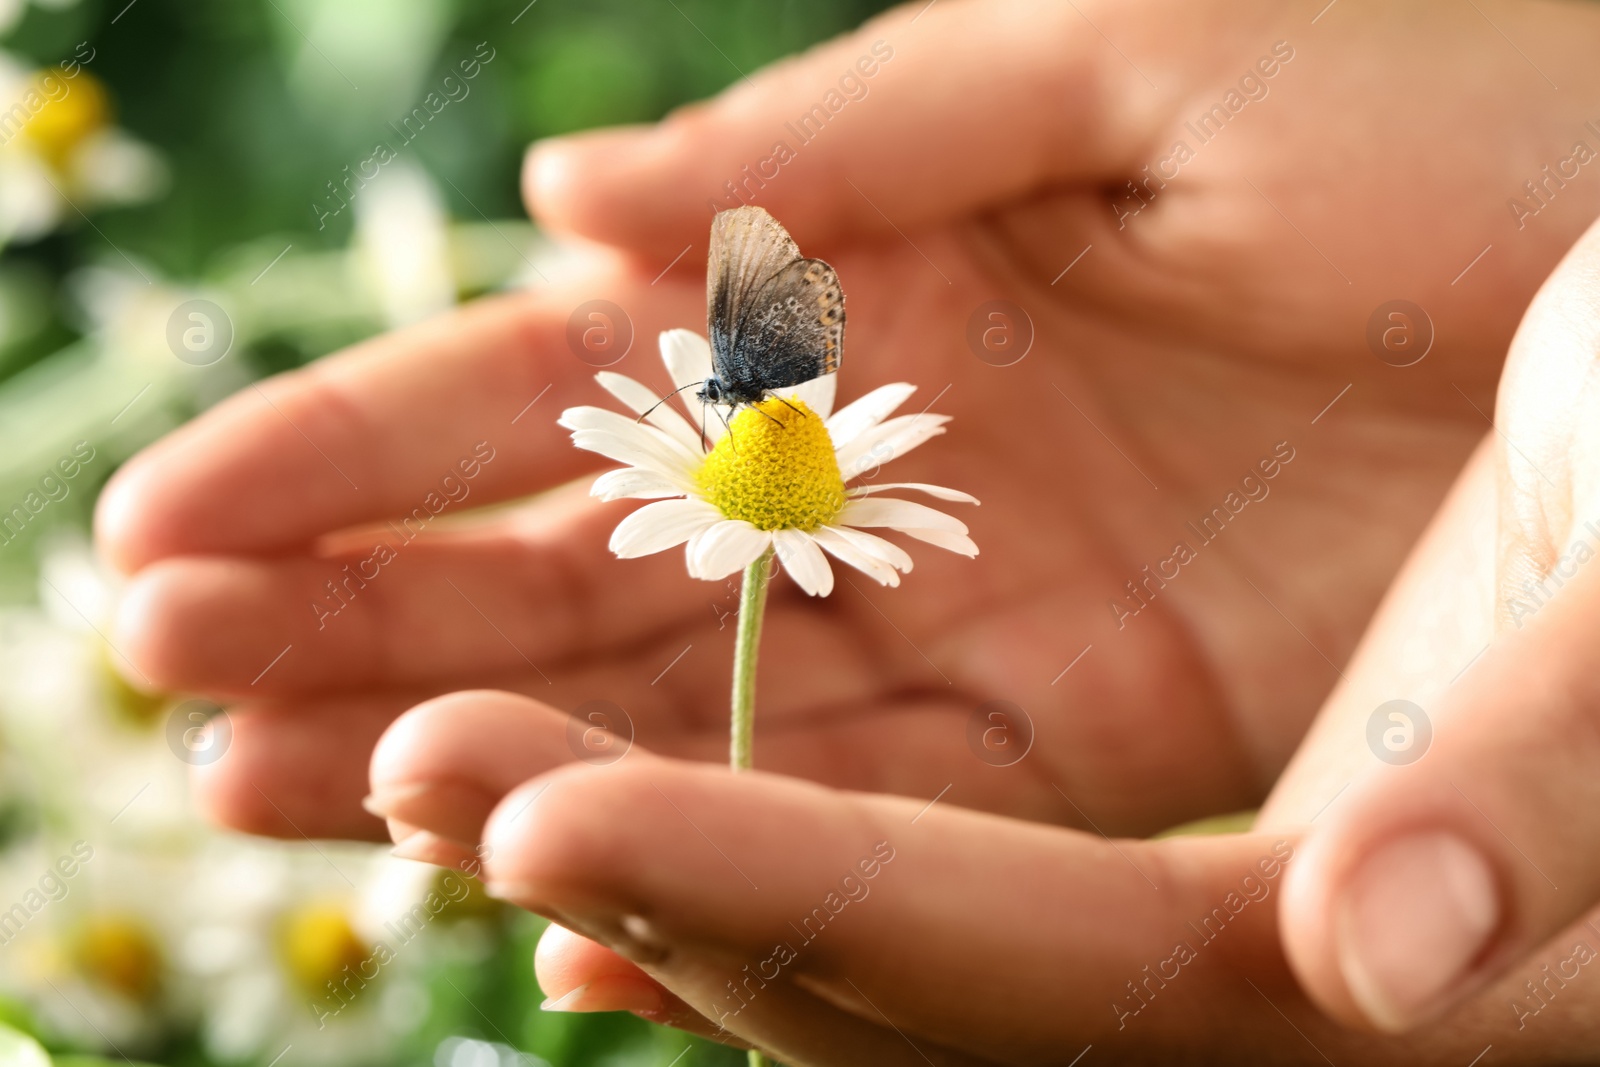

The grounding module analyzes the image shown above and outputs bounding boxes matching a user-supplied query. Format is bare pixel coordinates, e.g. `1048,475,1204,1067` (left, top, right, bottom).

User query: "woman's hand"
363,204,1600,1067
96,0,1600,844
94,1,1600,1057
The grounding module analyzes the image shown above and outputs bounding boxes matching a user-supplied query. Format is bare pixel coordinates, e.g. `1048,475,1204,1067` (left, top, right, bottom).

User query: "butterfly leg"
770,393,807,420
715,405,739,454
751,404,787,428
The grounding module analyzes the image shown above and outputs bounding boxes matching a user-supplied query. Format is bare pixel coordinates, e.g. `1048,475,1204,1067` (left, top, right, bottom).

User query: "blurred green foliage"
0,0,896,379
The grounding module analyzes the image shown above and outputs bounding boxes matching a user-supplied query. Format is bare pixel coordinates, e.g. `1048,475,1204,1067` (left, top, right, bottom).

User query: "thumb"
1281,215,1600,1033
523,0,1167,258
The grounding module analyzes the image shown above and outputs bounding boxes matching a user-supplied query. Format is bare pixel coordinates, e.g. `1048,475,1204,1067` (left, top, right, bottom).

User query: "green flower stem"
730,548,773,772
732,549,775,1067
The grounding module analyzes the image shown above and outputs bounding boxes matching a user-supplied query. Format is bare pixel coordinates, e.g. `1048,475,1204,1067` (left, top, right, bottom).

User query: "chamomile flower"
558,329,978,596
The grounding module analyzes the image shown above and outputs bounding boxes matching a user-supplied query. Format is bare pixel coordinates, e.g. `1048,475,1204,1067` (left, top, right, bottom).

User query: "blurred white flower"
354,163,455,328
0,51,166,248
0,535,472,1062
192,842,476,1066
9,850,203,1054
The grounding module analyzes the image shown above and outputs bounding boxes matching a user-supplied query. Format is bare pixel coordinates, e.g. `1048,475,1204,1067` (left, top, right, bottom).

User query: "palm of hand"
106,0,1600,852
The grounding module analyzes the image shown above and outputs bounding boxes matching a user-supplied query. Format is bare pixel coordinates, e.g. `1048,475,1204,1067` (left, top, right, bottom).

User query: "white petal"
825,383,916,449
590,467,682,501
786,372,837,420
846,482,979,504
571,430,697,489
820,524,914,574
562,405,701,469
557,404,618,433
658,330,729,444
689,521,772,580
610,499,721,558
809,526,899,587
660,329,713,386
656,329,712,421
773,529,834,596
835,414,949,478
594,371,703,453
896,527,980,557
837,497,969,535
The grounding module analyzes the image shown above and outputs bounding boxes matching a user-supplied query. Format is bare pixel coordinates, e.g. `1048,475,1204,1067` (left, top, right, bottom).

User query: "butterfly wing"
708,206,844,400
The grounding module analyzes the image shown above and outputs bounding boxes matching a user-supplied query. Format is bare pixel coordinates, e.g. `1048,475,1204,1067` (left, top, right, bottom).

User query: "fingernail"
524,141,575,206
484,880,540,903
364,780,501,845
390,831,474,868
361,784,433,819
1337,832,1499,1031
540,977,664,1015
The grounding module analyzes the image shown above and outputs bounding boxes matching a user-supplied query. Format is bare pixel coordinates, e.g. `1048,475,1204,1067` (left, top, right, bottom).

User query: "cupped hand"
363,209,1600,1067
98,0,1600,844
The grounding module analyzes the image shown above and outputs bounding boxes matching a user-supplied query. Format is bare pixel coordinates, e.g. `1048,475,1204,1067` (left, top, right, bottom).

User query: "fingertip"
521,136,581,227
188,699,395,843
481,760,655,910
369,689,574,795
1279,830,1347,1020
188,739,384,843
523,126,681,250
534,921,641,998
94,458,159,574
111,560,192,693
1290,828,1503,1034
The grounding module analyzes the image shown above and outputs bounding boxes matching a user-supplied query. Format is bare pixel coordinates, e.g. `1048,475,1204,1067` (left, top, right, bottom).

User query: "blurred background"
0,1,896,1064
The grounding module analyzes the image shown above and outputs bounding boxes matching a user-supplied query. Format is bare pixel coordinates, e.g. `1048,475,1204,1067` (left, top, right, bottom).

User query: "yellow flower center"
696,397,845,531
278,903,371,998
20,72,108,168
70,915,161,1001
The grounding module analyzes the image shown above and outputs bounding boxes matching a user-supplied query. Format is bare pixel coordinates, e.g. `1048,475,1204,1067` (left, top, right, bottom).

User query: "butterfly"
698,205,844,415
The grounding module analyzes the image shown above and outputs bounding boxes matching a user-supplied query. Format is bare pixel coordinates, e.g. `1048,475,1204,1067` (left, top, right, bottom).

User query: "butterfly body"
698,206,844,414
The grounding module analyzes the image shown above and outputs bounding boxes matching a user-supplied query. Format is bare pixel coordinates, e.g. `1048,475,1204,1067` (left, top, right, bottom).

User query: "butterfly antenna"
637,381,701,424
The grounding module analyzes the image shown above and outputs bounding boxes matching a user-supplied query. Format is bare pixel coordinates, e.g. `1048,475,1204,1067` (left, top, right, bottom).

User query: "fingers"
534,924,745,1043
478,756,1310,1064
367,690,580,844
373,690,1548,1062
1280,217,1600,1033
523,0,1165,258
368,683,1094,833
110,489,701,697
96,284,689,573
1281,559,1600,1032
190,693,402,841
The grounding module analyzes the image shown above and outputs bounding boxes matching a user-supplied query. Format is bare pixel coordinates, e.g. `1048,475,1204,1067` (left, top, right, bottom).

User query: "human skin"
97,0,1600,1061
